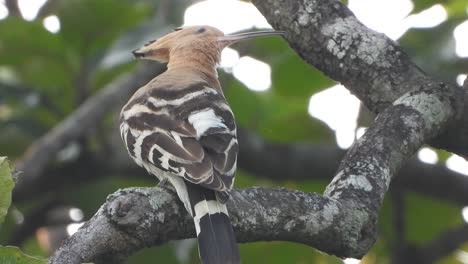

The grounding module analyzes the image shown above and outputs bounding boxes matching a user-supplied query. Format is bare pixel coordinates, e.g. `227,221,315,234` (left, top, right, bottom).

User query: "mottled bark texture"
49,92,456,261
49,0,464,262
237,129,468,205
49,187,364,263
251,0,466,157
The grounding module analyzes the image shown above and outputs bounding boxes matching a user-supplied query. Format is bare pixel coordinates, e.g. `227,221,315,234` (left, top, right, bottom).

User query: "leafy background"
0,0,467,263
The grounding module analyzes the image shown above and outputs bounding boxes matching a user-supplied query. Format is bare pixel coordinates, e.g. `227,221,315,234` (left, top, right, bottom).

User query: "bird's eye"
196,27,206,34
174,27,183,31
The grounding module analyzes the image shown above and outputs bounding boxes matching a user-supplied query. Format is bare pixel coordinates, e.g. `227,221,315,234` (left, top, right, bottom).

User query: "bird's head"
132,25,284,65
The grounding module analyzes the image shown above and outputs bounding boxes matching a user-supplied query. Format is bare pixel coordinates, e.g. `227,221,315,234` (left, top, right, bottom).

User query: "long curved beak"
218,30,285,46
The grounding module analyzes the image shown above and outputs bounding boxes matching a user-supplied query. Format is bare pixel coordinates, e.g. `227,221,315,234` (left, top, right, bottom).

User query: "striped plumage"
119,25,283,264
120,80,238,195
120,77,239,263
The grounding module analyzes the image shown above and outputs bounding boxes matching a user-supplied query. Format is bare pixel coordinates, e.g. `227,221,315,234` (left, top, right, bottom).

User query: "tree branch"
5,0,21,17
48,186,363,263
50,80,456,262
36,0,59,19
251,0,467,157
238,128,468,205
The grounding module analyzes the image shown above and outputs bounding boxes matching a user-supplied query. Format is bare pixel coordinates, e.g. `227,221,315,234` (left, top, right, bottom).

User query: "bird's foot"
216,191,230,204
157,178,169,188
157,178,176,193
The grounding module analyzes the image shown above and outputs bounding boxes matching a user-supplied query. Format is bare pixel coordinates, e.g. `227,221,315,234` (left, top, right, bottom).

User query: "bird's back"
119,68,240,263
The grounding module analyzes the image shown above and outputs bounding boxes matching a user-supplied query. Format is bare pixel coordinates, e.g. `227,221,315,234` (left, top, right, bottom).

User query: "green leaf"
411,0,468,17
0,17,67,65
241,37,335,98
379,192,463,245
226,81,333,143
225,80,263,127
444,0,468,17
226,35,335,143
127,243,179,264
0,246,45,264
0,17,72,90
62,175,133,216
226,85,333,143
239,241,343,264
256,94,333,142
411,0,437,14
405,193,462,243
436,149,452,163
271,52,334,98
58,0,149,56
399,18,465,79
0,157,15,225
91,61,137,92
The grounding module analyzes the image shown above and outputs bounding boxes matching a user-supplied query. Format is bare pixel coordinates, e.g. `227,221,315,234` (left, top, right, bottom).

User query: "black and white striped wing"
120,82,238,192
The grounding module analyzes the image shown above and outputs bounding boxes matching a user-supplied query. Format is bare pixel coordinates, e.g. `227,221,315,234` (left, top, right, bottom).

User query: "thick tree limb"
237,129,468,206
50,81,457,262
48,186,362,263
49,189,468,263
36,0,59,19
251,0,467,157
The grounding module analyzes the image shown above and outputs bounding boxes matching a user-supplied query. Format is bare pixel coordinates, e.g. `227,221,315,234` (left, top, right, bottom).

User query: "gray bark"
49,86,457,261
251,0,467,157
48,187,366,263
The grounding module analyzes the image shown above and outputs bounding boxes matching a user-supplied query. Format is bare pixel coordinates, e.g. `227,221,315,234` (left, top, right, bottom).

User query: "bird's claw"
157,178,176,193
157,178,169,188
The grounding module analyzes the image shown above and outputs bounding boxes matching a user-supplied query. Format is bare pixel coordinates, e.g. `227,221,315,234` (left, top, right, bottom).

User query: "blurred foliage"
227,36,335,143
401,0,468,82
0,0,467,263
0,159,45,263
411,0,468,16
0,157,14,226
0,246,45,264
404,193,462,243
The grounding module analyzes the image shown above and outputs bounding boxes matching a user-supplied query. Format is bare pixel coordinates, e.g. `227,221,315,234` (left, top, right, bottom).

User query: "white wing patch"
159,154,170,170
188,108,227,139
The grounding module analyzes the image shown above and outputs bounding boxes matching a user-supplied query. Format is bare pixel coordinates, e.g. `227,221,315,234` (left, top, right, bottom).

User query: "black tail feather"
185,181,240,264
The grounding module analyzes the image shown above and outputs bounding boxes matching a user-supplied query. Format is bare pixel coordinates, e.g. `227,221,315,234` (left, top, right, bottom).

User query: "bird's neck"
166,52,221,89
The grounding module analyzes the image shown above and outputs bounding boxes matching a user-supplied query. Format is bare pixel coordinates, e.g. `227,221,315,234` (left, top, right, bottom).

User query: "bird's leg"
216,191,230,204
157,177,169,187
157,177,176,193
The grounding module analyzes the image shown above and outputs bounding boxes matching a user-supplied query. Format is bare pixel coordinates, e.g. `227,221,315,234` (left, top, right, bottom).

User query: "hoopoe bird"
119,25,284,264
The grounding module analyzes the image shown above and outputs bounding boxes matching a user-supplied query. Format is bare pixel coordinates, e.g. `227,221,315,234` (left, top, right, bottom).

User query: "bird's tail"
184,181,240,264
